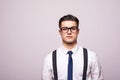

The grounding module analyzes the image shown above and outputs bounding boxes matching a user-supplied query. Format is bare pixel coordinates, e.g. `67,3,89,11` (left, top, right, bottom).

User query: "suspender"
82,48,88,80
52,50,58,80
52,48,88,80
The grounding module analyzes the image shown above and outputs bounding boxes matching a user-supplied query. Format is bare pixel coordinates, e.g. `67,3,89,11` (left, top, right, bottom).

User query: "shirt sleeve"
90,52,104,80
41,53,53,80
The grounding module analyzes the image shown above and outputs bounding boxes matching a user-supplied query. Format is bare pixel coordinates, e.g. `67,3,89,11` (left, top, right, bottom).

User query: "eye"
61,27,68,31
71,27,77,30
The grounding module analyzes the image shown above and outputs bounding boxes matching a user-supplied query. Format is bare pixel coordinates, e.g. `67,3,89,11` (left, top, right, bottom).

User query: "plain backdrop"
0,0,120,80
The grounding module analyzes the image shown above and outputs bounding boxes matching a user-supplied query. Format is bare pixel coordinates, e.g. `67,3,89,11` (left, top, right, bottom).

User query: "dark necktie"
67,51,73,80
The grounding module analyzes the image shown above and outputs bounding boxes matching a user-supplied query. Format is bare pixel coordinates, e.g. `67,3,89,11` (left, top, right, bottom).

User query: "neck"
63,42,77,50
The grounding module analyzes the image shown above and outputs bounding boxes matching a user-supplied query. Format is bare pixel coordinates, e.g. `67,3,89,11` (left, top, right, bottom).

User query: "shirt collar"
60,44,79,55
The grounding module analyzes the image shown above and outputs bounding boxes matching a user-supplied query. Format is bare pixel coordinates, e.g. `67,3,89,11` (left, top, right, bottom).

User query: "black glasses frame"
60,26,78,33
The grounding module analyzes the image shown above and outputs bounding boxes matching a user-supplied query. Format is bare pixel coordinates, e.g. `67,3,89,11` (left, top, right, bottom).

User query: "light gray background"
0,0,120,80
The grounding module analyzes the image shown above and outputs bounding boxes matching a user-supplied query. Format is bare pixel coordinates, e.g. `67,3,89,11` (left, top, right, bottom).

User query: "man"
42,14,104,80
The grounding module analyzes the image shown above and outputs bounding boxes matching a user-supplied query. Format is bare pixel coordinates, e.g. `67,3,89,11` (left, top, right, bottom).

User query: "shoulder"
77,44,95,55
44,49,58,61
44,52,53,60
85,48,99,64
43,52,53,65
78,45,97,56
79,46,98,60
87,48,97,56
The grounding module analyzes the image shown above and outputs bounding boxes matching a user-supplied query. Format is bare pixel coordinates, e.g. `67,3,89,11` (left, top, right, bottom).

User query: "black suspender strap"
52,50,58,80
82,48,88,80
52,48,88,80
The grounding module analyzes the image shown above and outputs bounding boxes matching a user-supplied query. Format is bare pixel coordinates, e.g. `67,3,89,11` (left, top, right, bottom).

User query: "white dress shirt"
42,44,104,80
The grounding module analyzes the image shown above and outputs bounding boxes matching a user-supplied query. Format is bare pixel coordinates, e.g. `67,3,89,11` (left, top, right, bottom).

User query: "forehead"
61,21,77,27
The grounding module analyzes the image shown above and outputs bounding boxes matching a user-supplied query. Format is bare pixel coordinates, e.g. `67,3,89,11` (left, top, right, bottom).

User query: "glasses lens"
61,27,68,33
71,27,77,32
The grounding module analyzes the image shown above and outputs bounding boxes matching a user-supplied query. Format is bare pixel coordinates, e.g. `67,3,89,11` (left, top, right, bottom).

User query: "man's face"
59,21,79,44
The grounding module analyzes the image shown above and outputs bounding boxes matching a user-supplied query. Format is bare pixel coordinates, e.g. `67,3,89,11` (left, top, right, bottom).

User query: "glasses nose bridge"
67,28,72,33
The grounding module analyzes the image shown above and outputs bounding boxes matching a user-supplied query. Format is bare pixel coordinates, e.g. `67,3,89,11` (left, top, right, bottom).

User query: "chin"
64,40,76,44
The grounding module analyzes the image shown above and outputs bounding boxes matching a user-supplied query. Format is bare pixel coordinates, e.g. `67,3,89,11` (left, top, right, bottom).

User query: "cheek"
73,33,79,38
61,34,68,40
61,34,66,39
60,32,65,38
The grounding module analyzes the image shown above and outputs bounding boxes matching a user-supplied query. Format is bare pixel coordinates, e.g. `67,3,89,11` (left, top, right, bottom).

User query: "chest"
56,54,91,77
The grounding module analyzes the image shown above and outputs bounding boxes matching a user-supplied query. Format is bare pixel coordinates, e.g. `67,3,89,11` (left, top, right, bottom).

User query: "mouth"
66,36,72,39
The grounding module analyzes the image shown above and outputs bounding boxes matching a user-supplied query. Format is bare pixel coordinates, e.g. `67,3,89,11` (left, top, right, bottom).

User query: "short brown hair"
59,14,79,28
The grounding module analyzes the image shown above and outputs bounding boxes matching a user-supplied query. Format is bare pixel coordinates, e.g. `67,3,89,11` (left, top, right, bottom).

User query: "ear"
77,28,80,34
59,29,62,35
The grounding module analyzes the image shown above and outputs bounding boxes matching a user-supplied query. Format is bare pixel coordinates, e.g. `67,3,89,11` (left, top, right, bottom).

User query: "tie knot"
67,51,73,56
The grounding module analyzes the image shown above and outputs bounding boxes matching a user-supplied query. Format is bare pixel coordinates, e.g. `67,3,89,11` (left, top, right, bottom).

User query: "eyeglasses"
60,26,78,33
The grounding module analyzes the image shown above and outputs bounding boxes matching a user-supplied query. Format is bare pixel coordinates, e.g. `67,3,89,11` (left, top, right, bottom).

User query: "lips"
66,36,72,38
